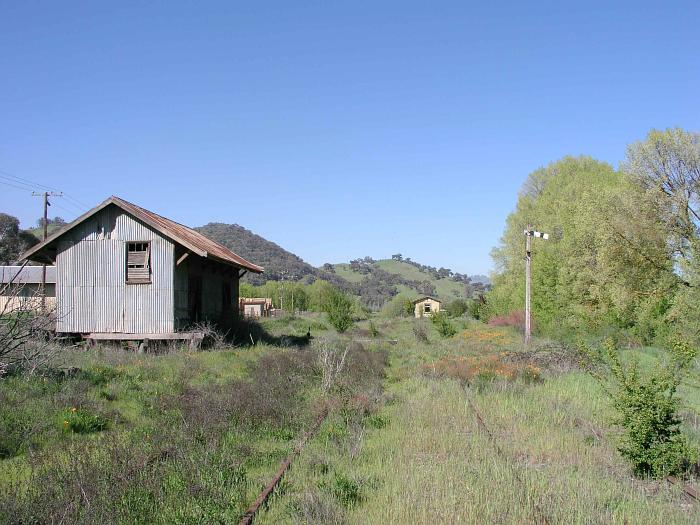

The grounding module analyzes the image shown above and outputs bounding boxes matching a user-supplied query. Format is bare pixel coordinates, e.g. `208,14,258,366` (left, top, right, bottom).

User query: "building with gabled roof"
413,295,442,318
22,196,263,341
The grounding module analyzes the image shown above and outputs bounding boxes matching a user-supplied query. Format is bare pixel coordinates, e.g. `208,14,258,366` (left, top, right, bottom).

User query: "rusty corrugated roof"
22,196,264,273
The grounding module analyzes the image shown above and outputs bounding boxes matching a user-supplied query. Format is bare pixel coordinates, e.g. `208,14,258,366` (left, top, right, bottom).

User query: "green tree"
487,156,672,339
623,128,700,263
322,288,354,333
0,213,38,265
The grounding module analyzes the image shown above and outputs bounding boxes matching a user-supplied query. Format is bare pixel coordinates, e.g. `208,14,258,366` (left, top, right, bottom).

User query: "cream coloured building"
413,296,442,318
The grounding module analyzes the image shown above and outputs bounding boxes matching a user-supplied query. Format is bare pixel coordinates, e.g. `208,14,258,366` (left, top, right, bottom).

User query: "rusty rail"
667,475,699,502
465,385,699,510
238,411,327,525
464,387,550,525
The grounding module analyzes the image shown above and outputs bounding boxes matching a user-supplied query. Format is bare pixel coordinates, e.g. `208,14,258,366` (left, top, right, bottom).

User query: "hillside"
194,223,347,288
329,256,489,304
195,223,487,307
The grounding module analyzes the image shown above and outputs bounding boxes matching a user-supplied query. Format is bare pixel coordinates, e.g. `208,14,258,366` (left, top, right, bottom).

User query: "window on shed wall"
126,242,151,283
424,303,431,313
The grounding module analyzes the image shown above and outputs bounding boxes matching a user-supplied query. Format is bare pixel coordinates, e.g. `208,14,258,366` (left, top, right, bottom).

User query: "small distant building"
239,297,273,318
0,265,56,311
413,296,442,318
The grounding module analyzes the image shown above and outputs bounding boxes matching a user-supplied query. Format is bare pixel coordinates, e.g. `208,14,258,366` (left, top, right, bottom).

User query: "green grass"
3,317,699,523
0,331,326,523
255,319,700,524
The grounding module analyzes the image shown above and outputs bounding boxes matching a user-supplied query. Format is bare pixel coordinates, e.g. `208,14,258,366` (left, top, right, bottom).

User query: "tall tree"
487,156,672,339
0,213,39,265
623,128,700,262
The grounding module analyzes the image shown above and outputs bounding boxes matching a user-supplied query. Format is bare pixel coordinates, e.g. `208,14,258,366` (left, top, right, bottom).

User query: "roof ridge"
21,196,264,273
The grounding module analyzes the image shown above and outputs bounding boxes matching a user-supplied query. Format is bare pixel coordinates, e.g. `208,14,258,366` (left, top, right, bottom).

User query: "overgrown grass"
255,319,700,524
3,317,699,523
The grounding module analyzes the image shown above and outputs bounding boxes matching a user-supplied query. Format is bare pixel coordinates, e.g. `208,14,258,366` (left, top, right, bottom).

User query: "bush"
430,312,457,338
60,407,108,434
379,294,414,318
368,321,379,338
445,299,469,318
0,408,34,458
582,338,698,478
322,290,354,333
330,473,362,507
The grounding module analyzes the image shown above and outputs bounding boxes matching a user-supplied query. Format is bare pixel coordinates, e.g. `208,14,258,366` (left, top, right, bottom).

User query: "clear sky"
1,2,698,275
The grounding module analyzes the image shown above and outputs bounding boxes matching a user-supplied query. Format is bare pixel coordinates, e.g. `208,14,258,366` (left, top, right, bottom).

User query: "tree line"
485,128,700,346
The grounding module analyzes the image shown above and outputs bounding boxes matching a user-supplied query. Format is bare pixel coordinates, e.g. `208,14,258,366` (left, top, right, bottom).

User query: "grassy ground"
2,315,699,523
256,318,700,524
0,316,387,524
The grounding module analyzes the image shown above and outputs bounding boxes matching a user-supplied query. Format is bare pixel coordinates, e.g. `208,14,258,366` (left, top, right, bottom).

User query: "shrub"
581,338,698,478
430,312,457,338
445,299,469,318
368,321,379,338
81,365,122,386
330,473,362,507
322,290,354,333
60,407,109,434
0,408,34,458
379,294,414,318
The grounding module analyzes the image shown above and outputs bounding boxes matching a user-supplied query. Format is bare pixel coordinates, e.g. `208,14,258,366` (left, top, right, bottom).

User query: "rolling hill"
196,222,488,307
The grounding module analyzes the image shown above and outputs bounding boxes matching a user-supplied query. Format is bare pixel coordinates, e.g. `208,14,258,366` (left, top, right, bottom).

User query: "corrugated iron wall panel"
55,241,72,332
55,205,175,334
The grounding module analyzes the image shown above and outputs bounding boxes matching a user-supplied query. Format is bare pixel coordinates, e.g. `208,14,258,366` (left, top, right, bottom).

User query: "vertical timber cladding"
55,204,176,334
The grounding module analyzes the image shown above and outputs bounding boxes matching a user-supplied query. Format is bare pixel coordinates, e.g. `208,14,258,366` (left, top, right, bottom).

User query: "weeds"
423,354,542,386
60,407,108,434
488,310,527,331
413,320,429,343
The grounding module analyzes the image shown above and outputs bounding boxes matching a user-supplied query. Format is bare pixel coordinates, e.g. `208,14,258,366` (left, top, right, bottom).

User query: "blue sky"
1,2,698,275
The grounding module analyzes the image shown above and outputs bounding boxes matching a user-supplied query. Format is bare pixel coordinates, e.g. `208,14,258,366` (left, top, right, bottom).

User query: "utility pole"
32,191,62,309
524,226,549,344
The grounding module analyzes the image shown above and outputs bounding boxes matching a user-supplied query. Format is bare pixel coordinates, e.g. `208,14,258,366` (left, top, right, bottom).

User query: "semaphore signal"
524,226,549,344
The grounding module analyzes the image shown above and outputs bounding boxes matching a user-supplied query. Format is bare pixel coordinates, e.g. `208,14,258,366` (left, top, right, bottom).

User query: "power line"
52,201,84,218
0,169,62,193
0,179,34,192
0,180,83,216
0,174,38,190
0,168,91,212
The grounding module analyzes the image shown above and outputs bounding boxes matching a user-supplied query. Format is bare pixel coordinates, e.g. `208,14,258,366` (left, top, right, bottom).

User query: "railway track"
463,383,699,516
238,411,328,525
462,385,551,524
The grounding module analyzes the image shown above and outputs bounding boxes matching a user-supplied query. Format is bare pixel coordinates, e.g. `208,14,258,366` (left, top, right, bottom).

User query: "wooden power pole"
524,226,549,344
32,191,62,309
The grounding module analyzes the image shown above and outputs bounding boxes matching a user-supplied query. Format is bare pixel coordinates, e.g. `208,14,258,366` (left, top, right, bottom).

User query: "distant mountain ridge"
195,223,314,284
194,223,346,288
195,222,489,307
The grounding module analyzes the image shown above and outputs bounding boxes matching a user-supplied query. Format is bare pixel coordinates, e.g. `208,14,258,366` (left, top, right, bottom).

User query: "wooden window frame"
126,241,151,284
424,303,431,313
